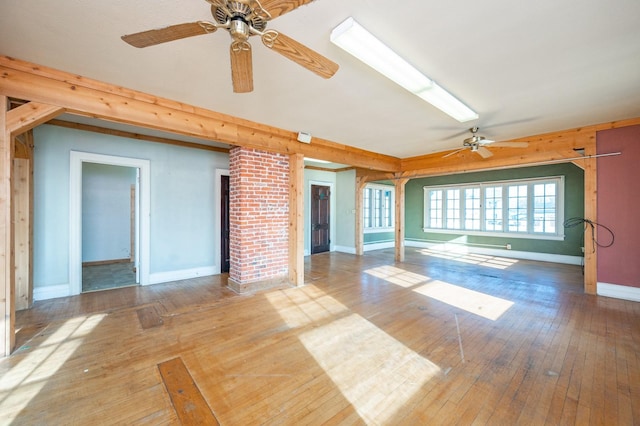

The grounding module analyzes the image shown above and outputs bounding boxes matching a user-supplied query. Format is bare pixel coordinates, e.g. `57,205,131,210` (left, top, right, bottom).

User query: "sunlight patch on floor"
265,286,349,328
299,313,440,423
413,280,514,320
0,314,106,422
417,246,519,269
266,287,440,423
364,265,430,288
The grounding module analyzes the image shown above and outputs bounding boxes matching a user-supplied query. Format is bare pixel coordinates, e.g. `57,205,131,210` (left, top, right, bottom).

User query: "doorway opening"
221,174,230,273
81,162,138,292
70,151,151,296
311,184,331,254
215,169,230,274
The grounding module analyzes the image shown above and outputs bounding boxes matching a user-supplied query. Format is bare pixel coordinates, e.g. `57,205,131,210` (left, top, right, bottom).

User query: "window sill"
364,227,394,234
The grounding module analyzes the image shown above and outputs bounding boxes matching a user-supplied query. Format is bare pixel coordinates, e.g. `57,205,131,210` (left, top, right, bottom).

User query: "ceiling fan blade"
122,22,217,48
260,0,315,19
478,137,495,144
262,30,338,79
490,142,529,148
230,42,254,93
443,147,467,158
476,146,494,159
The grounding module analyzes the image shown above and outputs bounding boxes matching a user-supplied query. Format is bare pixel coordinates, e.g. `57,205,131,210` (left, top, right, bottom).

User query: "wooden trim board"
158,357,220,425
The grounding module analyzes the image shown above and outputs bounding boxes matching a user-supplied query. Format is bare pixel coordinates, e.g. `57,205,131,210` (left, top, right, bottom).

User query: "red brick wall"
229,147,289,285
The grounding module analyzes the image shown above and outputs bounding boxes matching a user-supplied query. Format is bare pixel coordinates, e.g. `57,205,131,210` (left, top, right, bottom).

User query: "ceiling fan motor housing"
214,1,268,36
230,18,251,40
463,135,482,147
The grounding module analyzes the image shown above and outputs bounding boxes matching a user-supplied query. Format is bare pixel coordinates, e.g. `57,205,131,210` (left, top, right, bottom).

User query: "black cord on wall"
563,217,615,253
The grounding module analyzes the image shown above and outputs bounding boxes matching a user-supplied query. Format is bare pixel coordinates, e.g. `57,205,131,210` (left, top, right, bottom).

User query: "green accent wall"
404,163,585,256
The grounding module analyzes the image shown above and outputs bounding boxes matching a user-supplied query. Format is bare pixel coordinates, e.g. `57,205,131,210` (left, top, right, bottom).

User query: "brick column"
228,147,290,293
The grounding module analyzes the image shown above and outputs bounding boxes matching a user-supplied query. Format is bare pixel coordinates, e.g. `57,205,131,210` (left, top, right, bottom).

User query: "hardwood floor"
2,248,639,425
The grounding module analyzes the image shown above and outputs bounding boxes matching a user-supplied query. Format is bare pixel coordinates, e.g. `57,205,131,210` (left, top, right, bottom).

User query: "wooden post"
394,178,409,262
1,95,15,356
583,135,598,294
288,153,304,286
355,174,367,256
13,139,32,310
1,102,62,355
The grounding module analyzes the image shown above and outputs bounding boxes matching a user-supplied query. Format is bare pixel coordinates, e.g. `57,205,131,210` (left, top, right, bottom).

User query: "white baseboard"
33,266,218,301
148,266,217,285
330,241,582,265
405,240,583,265
363,241,395,251
597,282,640,302
34,284,71,301
334,245,356,254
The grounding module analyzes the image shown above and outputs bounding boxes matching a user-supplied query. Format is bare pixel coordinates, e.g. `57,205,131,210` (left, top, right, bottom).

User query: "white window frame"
423,176,565,240
363,183,395,233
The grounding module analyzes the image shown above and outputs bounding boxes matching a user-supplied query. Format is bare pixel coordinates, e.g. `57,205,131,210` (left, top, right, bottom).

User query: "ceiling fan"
121,0,339,93
443,127,529,159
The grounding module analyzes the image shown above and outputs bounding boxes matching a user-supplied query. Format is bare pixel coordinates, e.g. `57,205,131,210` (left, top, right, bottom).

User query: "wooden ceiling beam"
400,126,599,177
0,56,400,172
400,118,640,177
47,119,230,154
6,102,64,136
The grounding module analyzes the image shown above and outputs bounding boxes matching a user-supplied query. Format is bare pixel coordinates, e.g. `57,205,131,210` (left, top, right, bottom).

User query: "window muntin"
429,190,443,228
424,177,564,239
464,188,481,230
484,186,503,231
364,184,394,231
446,189,461,229
533,182,556,233
507,185,527,232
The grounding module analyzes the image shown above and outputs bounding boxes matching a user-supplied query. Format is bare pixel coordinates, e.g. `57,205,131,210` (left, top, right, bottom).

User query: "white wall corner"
334,245,356,254
148,266,217,286
34,284,72,301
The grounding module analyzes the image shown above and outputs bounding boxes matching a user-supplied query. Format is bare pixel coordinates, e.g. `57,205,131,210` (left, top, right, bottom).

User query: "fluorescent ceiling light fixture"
330,17,478,122
305,157,331,164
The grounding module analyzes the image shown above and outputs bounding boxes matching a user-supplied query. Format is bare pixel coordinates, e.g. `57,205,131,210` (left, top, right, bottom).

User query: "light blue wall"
33,124,229,289
335,169,356,250
82,163,136,262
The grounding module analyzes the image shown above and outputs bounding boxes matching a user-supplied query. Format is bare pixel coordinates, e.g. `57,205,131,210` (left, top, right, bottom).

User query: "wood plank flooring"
1,248,639,425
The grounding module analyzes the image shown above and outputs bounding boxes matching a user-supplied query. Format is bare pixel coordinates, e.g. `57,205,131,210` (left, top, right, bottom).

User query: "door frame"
69,151,151,294
214,168,230,274
307,180,334,256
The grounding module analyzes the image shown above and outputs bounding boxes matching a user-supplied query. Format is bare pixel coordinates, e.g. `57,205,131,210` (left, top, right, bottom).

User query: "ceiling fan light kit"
121,0,339,93
330,17,478,123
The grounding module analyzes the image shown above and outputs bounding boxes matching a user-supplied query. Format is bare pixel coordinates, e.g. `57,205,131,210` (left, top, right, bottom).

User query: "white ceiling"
1,0,639,160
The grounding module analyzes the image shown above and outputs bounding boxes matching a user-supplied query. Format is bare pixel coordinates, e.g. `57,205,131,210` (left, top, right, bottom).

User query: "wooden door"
311,185,330,254
221,175,230,273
